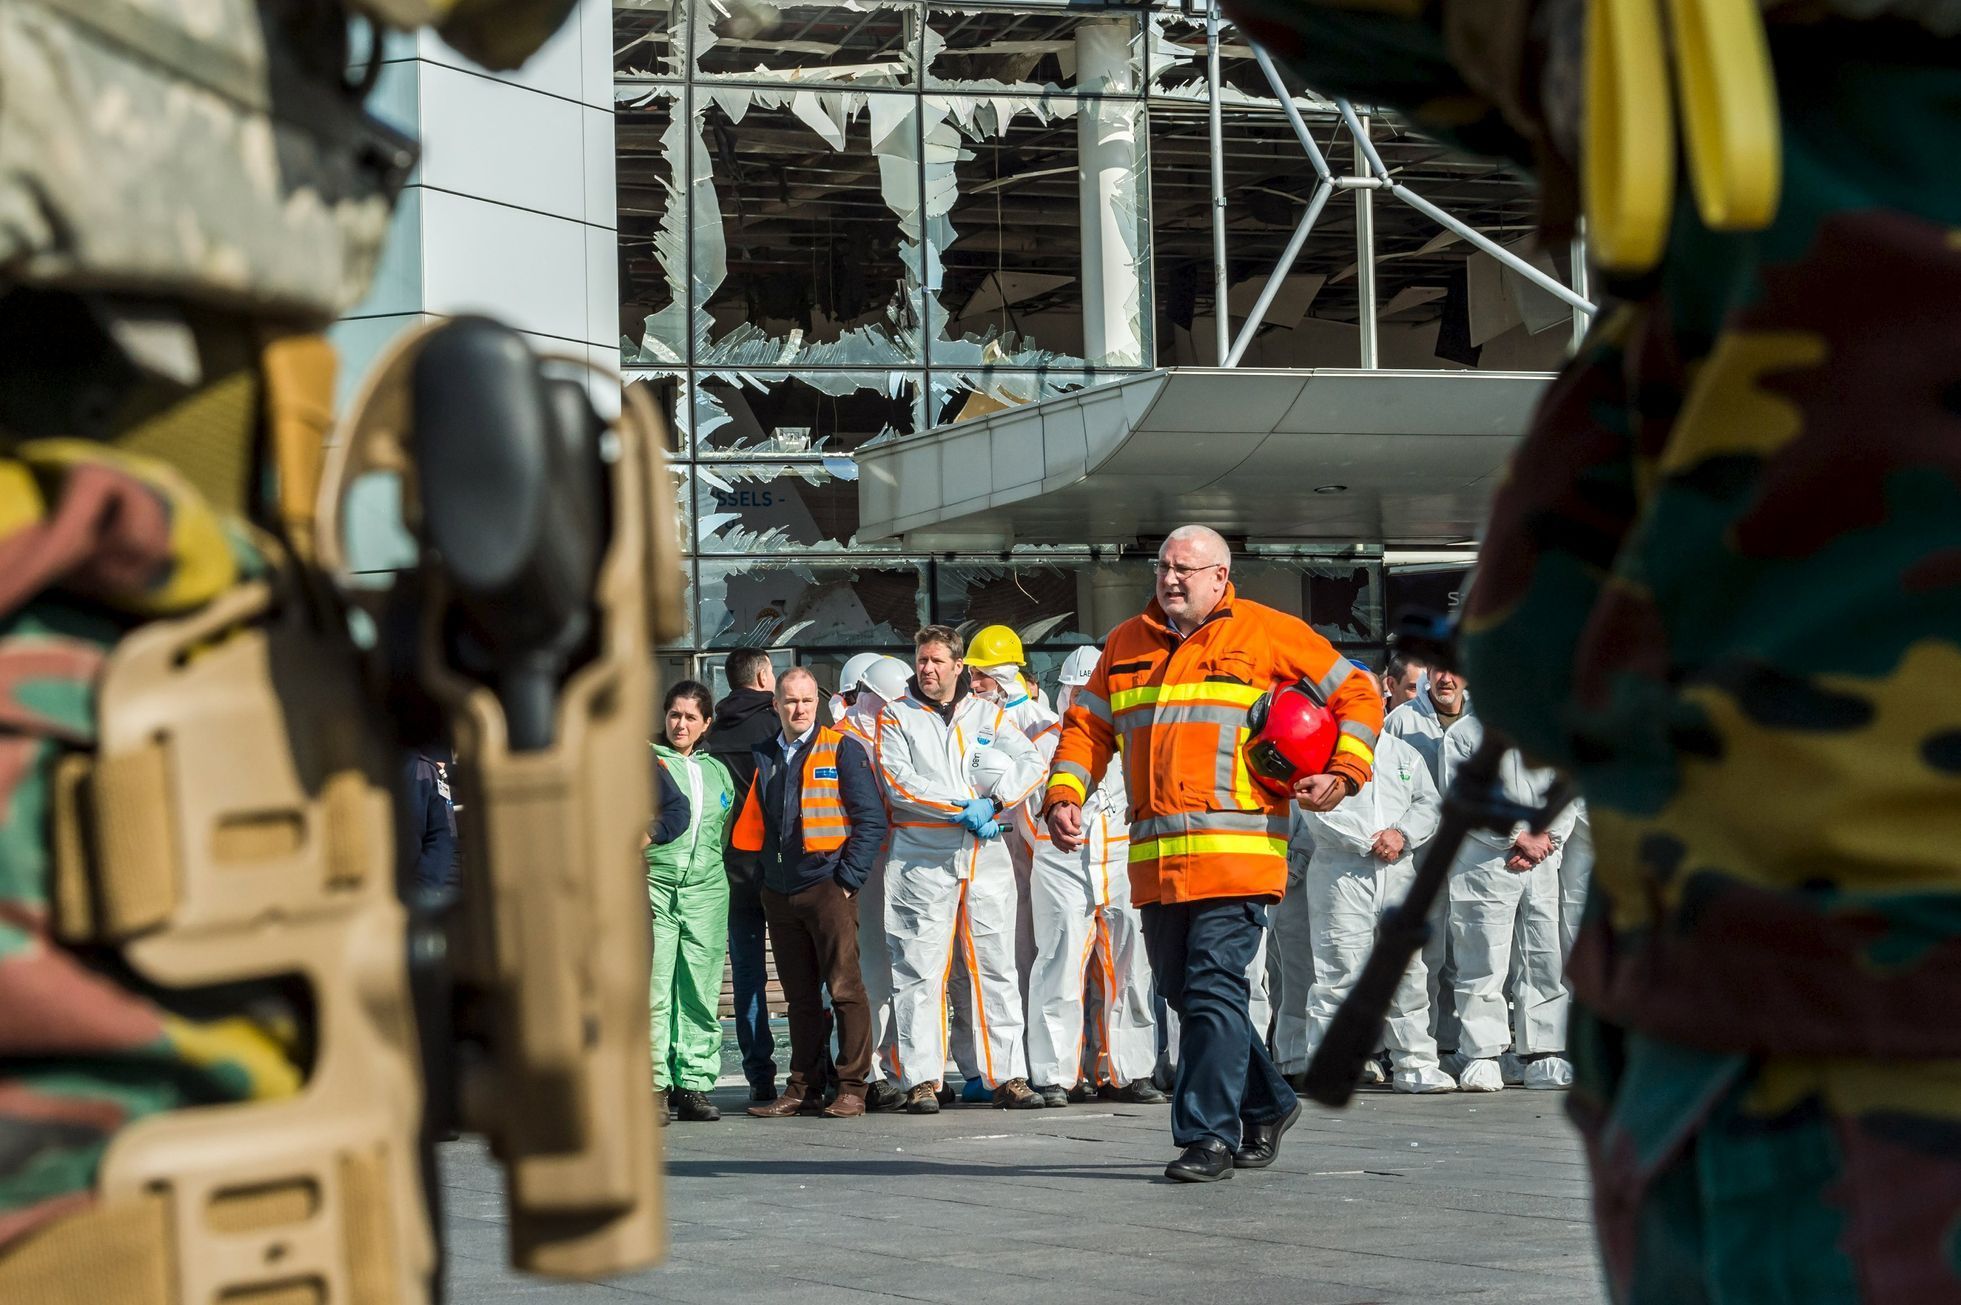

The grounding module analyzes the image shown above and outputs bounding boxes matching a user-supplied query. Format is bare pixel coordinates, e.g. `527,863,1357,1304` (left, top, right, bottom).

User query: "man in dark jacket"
733,668,887,1119
707,649,782,1100
403,746,459,895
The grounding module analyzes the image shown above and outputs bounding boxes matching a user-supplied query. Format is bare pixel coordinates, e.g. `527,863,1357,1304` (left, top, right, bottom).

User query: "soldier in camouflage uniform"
1218,1,1961,1300
0,0,576,1260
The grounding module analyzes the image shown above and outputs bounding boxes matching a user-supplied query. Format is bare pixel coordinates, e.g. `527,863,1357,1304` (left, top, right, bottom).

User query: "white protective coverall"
1559,799,1592,963
1021,740,1156,1090
1382,688,1476,1050
1439,716,1576,1074
947,669,1057,1080
835,659,911,1086
876,687,1044,1091
1270,810,1316,1074
1294,732,1445,1080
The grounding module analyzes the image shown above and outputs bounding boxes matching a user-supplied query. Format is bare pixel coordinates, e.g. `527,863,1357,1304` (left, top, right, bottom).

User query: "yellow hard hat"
965,624,1026,671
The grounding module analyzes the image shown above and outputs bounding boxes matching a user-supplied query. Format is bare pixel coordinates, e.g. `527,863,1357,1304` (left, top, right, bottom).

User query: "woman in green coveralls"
648,680,739,1122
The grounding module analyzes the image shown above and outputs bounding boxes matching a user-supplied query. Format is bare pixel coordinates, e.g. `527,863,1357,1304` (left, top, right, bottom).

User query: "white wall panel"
420,190,587,344
417,63,585,220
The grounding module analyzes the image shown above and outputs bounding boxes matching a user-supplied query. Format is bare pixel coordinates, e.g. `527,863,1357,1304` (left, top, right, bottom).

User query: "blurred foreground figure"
1223,2,1961,1299
0,3,682,1301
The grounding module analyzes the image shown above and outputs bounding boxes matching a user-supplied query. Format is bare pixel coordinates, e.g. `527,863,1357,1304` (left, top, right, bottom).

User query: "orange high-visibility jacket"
731,727,850,853
1045,585,1383,905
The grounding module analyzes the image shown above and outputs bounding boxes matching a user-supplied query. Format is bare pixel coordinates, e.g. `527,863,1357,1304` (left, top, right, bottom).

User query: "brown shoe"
821,1087,867,1118
747,1085,811,1117
992,1077,1043,1110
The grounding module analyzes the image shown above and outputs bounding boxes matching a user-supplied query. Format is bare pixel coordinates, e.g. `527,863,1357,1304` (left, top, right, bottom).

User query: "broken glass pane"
1146,15,1310,104
693,371,917,456
688,0,916,86
923,367,1089,428
617,90,689,365
926,90,1148,369
690,89,924,370
925,10,1141,95
615,0,681,81
698,557,926,648
1234,554,1385,647
623,372,686,456
693,459,894,553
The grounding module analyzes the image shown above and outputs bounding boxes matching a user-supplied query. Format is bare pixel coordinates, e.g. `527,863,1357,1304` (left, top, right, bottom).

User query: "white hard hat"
1059,645,1102,687
839,652,882,695
967,744,1017,798
861,655,912,705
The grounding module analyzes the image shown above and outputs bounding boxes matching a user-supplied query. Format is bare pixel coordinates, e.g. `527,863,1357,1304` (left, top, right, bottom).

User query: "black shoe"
1033,1083,1069,1108
1283,1071,1309,1094
1164,1139,1233,1183
1066,1081,1097,1103
1100,1080,1168,1105
749,1082,778,1104
1232,1098,1303,1169
866,1081,907,1113
905,1084,942,1114
672,1089,721,1122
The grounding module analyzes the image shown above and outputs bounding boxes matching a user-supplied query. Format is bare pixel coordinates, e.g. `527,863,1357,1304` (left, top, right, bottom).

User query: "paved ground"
438,1081,1606,1304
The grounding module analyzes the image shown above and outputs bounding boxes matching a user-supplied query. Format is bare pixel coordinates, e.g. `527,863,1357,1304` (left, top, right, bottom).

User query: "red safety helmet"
1243,681,1340,796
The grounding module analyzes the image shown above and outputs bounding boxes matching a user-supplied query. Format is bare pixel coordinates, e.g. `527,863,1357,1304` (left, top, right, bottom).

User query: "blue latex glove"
954,797,995,831
974,819,1004,840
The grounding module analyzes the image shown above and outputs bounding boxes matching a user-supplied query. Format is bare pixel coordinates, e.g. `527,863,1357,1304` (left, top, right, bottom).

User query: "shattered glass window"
693,459,892,552
924,367,1088,427
692,89,924,369
925,10,1141,95
616,90,688,365
926,90,1148,370
698,557,926,647
1235,554,1385,648
687,0,917,86
1145,15,1290,104
616,0,681,81
692,372,916,456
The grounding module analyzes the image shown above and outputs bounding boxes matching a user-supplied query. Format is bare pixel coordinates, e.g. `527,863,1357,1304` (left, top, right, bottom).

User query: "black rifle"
1300,611,1573,1107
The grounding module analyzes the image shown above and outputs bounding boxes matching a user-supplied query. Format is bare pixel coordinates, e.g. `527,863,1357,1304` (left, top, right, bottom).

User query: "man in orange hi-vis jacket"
1046,525,1383,1182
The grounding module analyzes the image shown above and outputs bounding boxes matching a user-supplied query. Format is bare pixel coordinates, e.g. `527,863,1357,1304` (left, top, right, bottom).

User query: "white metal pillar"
1077,19,1144,367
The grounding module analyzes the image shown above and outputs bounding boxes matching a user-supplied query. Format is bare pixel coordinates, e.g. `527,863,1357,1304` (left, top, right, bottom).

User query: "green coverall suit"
647,744,738,1092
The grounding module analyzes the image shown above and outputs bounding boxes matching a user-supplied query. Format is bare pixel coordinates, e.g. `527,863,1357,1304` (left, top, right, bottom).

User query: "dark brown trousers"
761,878,870,1090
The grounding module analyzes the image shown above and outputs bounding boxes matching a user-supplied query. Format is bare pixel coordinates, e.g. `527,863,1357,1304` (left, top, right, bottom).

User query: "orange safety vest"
1045,584,1383,906
731,727,852,854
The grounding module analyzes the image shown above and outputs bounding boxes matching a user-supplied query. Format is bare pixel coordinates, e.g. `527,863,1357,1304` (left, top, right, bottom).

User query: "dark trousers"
727,870,777,1091
761,879,871,1090
1141,896,1294,1150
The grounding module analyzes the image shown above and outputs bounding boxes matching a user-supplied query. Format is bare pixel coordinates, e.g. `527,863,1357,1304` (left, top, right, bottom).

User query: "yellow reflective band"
1128,832,1290,863
1049,772,1088,801
1231,727,1257,809
1335,734,1376,764
1108,680,1267,713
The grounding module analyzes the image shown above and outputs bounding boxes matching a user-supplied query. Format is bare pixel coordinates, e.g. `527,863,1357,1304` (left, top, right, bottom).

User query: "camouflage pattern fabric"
0,442,304,1248
1219,1,1961,1298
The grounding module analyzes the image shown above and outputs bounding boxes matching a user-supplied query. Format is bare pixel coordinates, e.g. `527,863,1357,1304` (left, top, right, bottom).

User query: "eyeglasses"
1151,561,1226,580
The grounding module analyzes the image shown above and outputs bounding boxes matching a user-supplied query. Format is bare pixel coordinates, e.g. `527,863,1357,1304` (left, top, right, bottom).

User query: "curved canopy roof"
854,367,1548,549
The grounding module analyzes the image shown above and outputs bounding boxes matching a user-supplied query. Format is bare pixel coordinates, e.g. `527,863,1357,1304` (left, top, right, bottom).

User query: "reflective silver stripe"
1113,702,1247,732
1313,663,1355,702
1076,690,1113,725
1215,721,1245,804
1338,718,1379,747
1130,810,1290,841
1053,760,1093,788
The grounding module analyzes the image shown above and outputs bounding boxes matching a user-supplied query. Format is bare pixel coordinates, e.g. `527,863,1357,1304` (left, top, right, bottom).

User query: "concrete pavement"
438,1083,1606,1304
